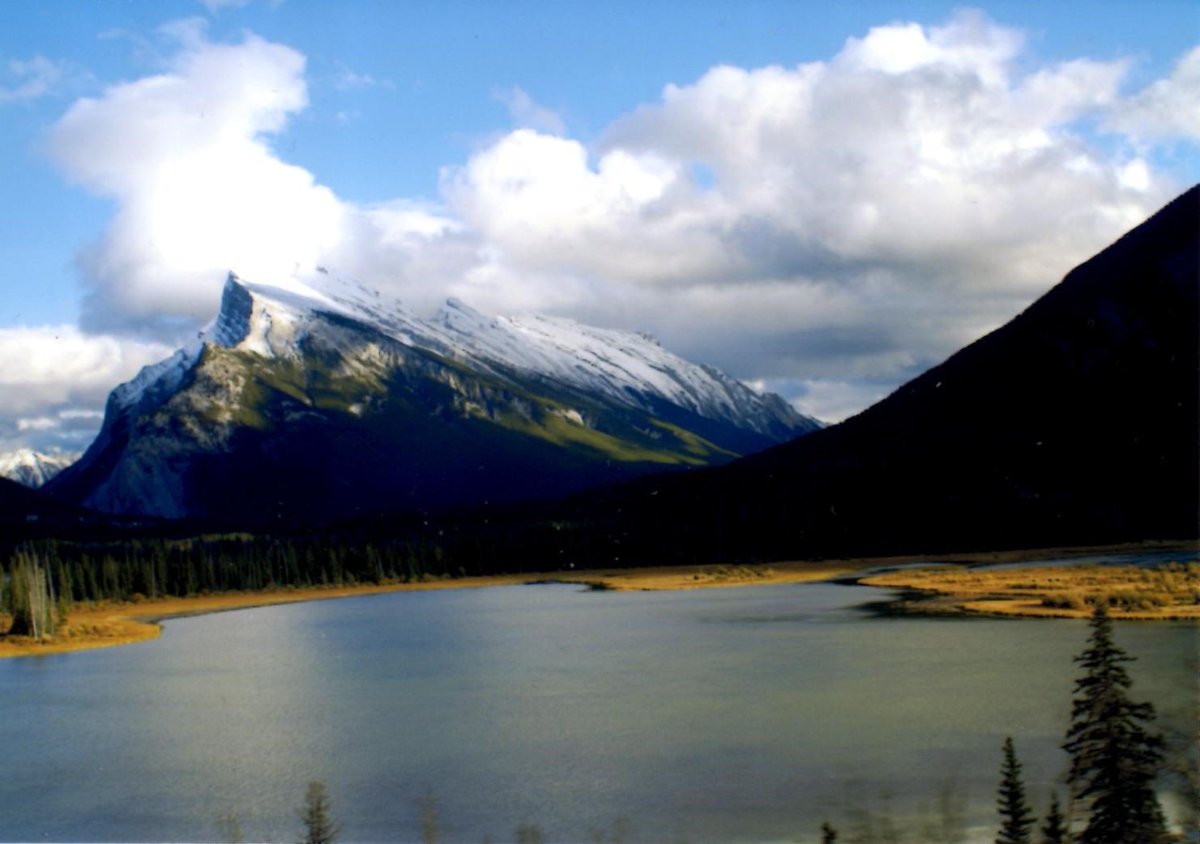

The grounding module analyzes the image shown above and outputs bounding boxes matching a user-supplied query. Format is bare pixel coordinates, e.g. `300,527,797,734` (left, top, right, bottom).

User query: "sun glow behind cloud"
6,10,1196,451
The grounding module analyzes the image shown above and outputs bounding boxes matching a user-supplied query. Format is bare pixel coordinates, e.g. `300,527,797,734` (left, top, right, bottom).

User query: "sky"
0,0,1197,456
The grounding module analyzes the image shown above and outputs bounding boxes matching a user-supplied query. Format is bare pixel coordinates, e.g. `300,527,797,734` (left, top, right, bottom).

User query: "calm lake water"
1,568,1196,843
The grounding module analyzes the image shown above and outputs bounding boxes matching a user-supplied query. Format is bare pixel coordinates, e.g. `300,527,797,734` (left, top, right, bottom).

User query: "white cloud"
47,30,349,336
334,64,392,92
45,27,462,337
1,55,68,103
496,86,566,134
1106,45,1200,142
780,378,896,425
0,326,171,452
29,11,1196,455
198,0,252,13
17,417,59,432
437,10,1179,390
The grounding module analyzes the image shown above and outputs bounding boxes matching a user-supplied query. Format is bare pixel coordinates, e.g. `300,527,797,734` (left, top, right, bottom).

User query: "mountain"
0,449,80,488
0,475,52,523
547,185,1200,563
47,272,819,523
0,474,100,536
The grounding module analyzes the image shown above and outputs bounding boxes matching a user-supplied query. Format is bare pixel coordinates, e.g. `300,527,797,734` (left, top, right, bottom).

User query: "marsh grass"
861,561,1200,619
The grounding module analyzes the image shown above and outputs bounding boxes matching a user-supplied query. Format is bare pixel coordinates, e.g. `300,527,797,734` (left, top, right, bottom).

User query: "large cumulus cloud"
46,31,348,335
23,10,1200,448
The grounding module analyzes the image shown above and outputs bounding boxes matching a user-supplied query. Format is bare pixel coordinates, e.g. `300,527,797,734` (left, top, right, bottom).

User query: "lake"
1,571,1195,842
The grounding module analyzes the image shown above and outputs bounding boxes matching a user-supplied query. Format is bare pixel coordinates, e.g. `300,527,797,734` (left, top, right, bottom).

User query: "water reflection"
0,577,1194,842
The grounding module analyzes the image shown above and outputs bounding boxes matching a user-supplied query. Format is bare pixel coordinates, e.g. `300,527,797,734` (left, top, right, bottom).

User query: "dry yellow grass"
860,560,1200,620
544,560,863,591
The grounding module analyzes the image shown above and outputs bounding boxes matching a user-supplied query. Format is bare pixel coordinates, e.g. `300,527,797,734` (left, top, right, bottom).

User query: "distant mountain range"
46,272,819,522
548,185,1199,562
0,449,80,488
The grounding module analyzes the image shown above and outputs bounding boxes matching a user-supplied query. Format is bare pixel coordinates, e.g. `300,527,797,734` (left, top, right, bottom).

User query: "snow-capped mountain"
48,272,820,522
0,449,80,488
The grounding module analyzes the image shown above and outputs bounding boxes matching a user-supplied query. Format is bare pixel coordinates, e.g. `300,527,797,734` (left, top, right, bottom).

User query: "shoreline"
2,539,1195,658
859,541,1199,621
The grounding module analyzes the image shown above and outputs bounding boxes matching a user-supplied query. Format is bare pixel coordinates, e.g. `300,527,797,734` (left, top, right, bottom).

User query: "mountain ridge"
0,449,80,488
542,185,1200,563
47,272,819,522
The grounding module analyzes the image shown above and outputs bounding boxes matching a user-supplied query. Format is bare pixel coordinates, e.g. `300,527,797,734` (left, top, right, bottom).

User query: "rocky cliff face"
48,272,819,522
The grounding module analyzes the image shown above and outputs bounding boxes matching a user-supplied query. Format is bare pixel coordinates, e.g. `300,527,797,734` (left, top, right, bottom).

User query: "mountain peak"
49,271,820,521
0,449,80,488
209,272,820,437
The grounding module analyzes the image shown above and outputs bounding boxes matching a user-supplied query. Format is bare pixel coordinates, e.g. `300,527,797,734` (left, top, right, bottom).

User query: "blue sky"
0,0,1197,454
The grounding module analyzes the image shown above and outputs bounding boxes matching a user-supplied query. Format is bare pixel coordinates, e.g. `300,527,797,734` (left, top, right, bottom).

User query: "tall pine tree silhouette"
996,737,1035,844
1063,604,1168,844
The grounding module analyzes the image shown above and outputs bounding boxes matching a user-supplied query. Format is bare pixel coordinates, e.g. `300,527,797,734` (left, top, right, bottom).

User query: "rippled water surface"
1,567,1195,842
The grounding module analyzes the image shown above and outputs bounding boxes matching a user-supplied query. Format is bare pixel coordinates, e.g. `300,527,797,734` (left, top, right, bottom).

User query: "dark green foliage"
1040,792,1068,844
821,821,838,843
996,737,1035,844
0,531,470,608
298,780,339,844
1063,605,1169,844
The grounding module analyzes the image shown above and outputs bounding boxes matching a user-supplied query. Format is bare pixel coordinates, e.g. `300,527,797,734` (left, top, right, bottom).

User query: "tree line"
0,533,473,615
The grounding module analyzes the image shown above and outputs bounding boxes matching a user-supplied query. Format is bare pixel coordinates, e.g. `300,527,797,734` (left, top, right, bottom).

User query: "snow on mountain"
0,449,80,488
50,270,821,521
161,270,819,437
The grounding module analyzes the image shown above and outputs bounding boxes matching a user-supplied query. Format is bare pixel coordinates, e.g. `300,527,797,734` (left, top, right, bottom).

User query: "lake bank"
1,560,863,658
2,539,1195,658
859,557,1200,620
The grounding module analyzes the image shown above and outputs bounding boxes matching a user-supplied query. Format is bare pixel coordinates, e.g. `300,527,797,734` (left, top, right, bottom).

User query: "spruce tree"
1040,792,1068,844
298,780,339,844
997,737,1035,844
1063,604,1168,844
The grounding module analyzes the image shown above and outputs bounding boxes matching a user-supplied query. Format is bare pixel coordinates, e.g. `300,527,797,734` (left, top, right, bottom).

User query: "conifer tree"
821,820,838,843
298,780,339,844
1040,792,1068,844
1063,604,1168,844
997,737,1035,844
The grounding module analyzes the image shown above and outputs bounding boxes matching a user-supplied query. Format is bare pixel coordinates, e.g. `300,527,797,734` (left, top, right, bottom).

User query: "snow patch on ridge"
110,269,820,437
0,448,80,488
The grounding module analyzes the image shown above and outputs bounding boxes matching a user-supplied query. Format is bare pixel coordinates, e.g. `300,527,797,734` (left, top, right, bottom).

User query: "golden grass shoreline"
2,539,1195,658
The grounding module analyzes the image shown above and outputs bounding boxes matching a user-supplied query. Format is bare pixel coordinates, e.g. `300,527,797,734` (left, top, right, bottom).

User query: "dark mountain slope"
560,186,1200,563
0,475,103,537
0,476,50,523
